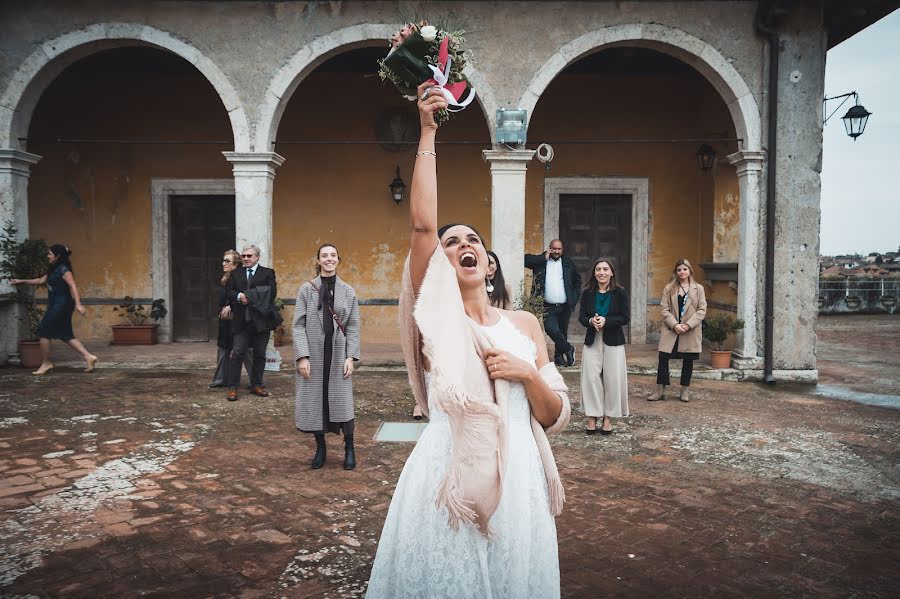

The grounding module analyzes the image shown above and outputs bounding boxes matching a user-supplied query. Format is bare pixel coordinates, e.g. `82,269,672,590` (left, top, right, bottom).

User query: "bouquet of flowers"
379,20,476,124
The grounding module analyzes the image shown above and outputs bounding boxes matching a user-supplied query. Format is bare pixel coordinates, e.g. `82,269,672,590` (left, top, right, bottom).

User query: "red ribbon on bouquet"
426,36,475,111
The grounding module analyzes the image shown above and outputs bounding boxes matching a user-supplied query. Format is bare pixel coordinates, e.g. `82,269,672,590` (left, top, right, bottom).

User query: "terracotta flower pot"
111,324,158,345
18,340,43,368
709,350,732,369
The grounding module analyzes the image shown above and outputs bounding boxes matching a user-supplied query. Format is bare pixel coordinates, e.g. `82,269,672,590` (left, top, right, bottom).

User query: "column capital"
726,150,766,175
0,149,41,176
222,151,285,178
482,149,536,172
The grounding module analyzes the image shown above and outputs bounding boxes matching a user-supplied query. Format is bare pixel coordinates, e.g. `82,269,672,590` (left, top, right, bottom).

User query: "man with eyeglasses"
224,244,279,401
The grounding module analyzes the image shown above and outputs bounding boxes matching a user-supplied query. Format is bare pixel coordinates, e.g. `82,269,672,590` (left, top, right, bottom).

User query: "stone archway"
518,23,761,152
0,23,251,152
255,23,499,151
522,24,764,359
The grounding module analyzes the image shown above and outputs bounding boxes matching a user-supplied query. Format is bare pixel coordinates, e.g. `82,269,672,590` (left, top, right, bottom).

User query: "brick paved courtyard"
0,315,898,598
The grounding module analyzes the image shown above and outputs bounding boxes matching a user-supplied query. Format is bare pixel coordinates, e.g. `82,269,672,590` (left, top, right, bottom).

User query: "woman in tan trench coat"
649,259,707,402
294,244,361,470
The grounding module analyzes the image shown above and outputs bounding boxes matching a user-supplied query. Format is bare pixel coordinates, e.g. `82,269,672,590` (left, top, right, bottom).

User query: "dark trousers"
544,303,573,359
657,352,695,386
212,346,253,386
228,326,269,388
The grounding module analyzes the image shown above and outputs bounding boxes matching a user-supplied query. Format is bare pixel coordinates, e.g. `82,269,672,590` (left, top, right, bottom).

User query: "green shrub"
702,313,745,351
114,296,167,326
0,221,48,340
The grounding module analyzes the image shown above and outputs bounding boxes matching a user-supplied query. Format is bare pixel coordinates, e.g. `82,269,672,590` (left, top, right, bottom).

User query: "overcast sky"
820,9,900,256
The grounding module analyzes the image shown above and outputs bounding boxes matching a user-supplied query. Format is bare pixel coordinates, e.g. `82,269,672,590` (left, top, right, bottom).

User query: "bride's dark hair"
438,223,483,241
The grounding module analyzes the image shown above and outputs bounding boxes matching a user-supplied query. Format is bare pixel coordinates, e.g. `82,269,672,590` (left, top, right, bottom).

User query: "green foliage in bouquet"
378,20,473,123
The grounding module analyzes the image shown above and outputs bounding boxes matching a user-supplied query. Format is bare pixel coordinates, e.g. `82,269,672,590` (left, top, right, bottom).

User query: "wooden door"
171,195,235,341
559,194,632,335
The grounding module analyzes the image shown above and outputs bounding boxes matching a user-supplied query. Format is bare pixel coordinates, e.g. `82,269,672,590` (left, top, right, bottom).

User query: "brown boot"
679,386,691,402
648,385,666,401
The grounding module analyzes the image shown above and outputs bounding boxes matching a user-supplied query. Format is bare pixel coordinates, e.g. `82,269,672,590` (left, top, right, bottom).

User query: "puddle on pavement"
810,384,900,410
373,422,428,442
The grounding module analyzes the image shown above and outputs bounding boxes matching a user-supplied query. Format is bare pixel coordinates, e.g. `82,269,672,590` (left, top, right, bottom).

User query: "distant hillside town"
820,248,900,278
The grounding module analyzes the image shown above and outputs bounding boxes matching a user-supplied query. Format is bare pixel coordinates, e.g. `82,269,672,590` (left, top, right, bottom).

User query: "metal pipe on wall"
755,0,779,385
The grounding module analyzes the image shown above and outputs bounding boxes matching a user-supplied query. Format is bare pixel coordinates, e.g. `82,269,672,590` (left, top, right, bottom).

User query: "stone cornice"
0,149,41,175
222,152,286,178
482,149,536,171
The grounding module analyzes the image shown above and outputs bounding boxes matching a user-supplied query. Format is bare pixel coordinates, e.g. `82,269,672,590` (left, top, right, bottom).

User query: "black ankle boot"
311,433,326,469
343,435,356,471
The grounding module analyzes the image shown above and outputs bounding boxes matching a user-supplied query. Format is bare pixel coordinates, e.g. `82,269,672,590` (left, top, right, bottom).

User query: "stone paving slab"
1,314,898,597
0,365,897,598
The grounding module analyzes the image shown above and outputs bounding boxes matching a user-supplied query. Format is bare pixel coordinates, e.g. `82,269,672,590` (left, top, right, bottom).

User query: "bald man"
525,240,582,366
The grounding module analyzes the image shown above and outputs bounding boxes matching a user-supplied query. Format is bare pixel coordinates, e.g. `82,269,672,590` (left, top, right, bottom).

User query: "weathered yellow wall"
27,61,233,340
272,72,491,342
24,52,739,347
527,72,739,333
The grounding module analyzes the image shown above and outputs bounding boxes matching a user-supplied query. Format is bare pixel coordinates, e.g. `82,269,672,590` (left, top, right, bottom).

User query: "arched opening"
270,46,492,343
26,46,236,342
527,46,741,344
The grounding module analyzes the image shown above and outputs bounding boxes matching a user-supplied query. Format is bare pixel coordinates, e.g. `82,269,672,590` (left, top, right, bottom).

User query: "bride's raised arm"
409,81,448,294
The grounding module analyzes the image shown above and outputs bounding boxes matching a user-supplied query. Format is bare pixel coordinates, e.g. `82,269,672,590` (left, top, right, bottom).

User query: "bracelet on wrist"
416,150,436,157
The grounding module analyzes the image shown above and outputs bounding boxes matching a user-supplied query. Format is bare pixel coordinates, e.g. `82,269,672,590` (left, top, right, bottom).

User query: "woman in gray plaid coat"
293,244,361,470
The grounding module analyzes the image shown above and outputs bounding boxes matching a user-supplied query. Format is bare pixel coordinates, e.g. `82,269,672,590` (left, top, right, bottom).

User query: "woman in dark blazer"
210,249,252,388
578,257,630,435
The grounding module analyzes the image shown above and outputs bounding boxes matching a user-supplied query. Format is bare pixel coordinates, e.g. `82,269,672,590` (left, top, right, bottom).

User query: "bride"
365,82,571,599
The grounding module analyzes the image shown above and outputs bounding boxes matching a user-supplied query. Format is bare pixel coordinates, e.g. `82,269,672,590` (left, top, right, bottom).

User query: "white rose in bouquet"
420,25,437,42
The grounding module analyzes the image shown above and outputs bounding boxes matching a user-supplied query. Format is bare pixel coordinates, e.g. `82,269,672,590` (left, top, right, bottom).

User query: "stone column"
726,150,765,369
221,152,285,264
0,149,42,364
482,149,535,303
222,151,285,373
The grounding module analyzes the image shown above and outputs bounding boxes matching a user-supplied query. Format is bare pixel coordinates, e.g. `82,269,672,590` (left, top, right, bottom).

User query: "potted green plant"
111,296,167,345
702,312,745,369
0,222,48,367
514,280,547,328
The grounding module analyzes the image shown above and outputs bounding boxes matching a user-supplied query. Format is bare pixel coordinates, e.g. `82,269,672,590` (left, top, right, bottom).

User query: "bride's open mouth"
459,251,478,270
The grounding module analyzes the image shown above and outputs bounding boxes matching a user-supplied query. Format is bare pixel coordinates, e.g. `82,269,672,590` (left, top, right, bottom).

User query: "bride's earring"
485,279,494,293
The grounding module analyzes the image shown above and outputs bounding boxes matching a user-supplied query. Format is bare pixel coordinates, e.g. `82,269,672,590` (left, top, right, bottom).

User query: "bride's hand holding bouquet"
417,81,448,133
379,19,475,125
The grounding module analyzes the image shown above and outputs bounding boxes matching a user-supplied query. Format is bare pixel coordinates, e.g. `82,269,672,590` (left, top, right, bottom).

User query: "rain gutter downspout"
755,0,778,385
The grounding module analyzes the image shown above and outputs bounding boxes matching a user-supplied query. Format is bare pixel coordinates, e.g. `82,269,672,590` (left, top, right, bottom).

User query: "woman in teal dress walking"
10,244,97,375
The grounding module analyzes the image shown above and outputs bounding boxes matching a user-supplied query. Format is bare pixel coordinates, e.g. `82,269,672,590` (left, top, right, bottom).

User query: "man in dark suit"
525,239,582,366
225,244,277,401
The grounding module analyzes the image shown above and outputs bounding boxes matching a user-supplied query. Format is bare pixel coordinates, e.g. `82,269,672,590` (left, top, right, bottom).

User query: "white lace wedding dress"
366,312,560,599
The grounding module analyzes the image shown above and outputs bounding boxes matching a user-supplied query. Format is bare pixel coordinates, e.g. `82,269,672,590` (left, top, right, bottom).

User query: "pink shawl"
399,244,571,537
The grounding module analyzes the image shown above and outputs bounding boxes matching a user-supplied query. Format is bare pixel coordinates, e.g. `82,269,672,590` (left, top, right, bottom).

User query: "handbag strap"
310,280,347,335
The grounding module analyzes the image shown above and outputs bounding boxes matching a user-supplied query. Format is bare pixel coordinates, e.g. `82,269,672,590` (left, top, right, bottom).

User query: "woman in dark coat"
10,244,97,375
578,257,630,435
486,250,512,309
210,249,252,388
293,243,361,470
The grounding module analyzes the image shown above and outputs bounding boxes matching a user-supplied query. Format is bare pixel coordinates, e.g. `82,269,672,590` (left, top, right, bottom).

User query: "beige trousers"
580,341,629,418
